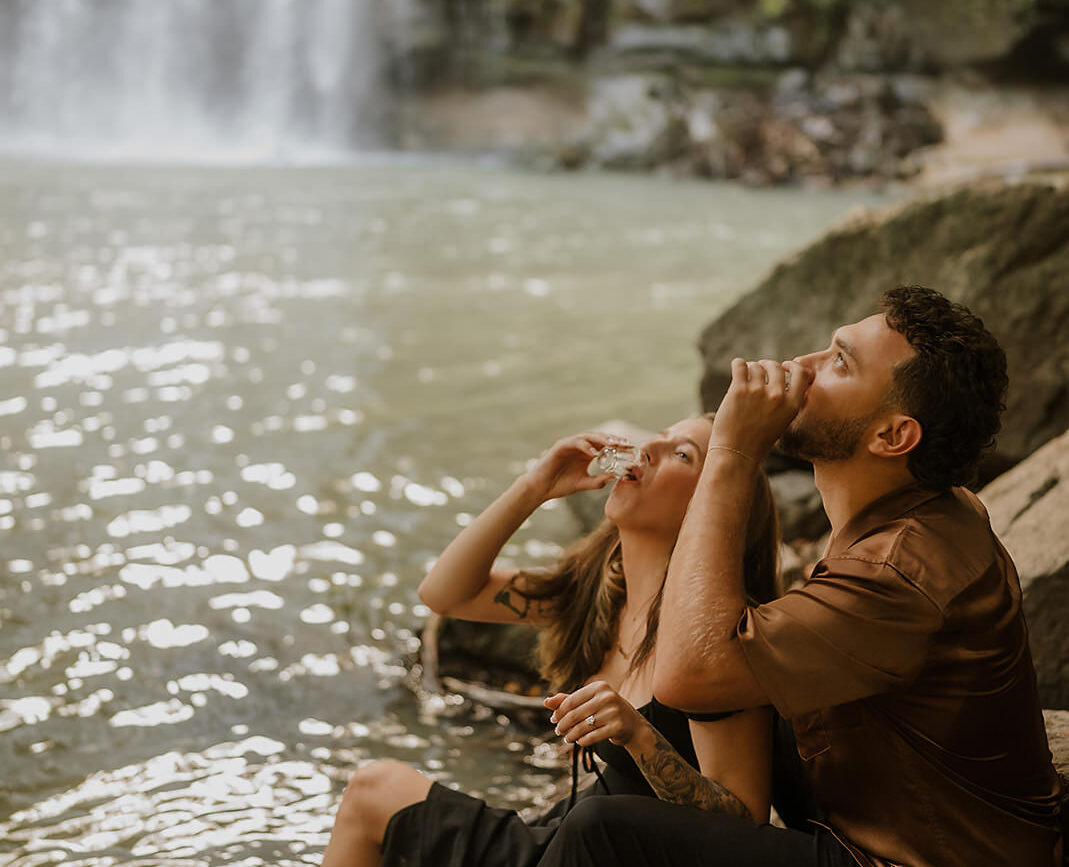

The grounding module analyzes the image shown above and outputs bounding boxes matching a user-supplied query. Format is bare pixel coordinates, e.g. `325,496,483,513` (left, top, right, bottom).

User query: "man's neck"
813,457,917,537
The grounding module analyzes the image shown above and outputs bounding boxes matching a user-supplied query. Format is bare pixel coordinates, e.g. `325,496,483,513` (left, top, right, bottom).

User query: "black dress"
379,698,733,867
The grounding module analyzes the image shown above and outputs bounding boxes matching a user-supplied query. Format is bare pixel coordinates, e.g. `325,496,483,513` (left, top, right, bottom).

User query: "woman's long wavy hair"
514,442,780,693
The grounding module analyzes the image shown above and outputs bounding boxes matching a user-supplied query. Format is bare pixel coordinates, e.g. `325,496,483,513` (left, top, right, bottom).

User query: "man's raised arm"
653,358,809,713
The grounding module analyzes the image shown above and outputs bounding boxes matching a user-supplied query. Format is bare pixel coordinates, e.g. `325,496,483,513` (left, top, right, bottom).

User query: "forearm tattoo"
634,726,753,821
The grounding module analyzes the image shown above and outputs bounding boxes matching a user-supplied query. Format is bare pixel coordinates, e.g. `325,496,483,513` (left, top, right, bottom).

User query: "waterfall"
0,0,386,161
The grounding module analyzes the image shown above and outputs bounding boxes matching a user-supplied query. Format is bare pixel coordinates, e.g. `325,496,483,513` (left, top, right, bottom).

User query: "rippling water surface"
0,158,891,865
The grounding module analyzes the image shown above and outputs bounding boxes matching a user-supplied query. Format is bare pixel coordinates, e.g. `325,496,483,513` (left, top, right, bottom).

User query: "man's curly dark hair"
880,286,1008,491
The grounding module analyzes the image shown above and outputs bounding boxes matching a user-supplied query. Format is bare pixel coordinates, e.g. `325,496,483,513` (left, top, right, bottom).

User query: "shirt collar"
826,482,944,556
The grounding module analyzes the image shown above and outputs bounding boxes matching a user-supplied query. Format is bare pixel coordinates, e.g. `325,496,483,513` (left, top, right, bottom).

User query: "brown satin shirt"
739,483,1062,867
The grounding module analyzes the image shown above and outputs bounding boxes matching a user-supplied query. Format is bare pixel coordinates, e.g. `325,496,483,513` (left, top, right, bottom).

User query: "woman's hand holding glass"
521,433,631,504
545,681,647,747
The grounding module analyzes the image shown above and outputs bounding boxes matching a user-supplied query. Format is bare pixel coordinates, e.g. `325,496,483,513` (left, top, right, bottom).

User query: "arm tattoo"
634,726,753,821
493,588,532,619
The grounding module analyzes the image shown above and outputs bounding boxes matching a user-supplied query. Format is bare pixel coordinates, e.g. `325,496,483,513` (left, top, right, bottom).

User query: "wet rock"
778,540,807,591
584,74,686,169
834,2,921,72
608,21,792,66
834,0,1038,72
423,612,543,689
769,470,829,542
782,535,828,591
768,71,942,181
1043,709,1069,841
573,66,941,183
698,181,1069,469
980,426,1069,710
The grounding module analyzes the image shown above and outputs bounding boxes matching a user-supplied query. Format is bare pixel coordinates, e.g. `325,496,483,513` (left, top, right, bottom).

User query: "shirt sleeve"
737,555,944,719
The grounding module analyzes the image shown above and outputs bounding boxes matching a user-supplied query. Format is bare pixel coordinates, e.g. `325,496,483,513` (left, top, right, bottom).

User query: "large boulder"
980,426,1069,711
1044,709,1069,824
606,21,793,66
1042,709,1069,857
834,0,1033,72
698,181,1069,471
769,469,829,541
583,73,687,169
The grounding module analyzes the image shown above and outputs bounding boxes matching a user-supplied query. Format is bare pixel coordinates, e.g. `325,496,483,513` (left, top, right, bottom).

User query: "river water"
0,157,891,865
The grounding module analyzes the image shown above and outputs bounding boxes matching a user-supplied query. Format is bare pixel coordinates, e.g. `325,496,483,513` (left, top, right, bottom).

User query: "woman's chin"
604,501,637,531
603,499,624,527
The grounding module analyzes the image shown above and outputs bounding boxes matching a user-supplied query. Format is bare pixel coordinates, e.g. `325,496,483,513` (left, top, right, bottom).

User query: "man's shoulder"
829,487,1005,608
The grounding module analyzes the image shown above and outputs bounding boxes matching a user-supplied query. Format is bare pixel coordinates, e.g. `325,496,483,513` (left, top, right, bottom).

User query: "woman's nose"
640,440,664,463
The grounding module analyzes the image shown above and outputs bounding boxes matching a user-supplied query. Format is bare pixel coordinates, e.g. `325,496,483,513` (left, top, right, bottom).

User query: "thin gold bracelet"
707,445,759,465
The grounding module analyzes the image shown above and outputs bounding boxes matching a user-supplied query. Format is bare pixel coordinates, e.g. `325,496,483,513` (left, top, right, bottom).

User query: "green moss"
758,0,848,18
679,64,783,89
461,50,589,90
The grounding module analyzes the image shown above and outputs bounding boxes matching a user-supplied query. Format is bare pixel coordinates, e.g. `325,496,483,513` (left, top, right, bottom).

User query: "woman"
321,415,780,867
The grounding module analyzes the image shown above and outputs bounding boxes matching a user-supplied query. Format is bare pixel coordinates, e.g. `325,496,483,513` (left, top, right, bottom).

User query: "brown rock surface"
698,181,1069,470
980,426,1069,710
1041,709,1069,853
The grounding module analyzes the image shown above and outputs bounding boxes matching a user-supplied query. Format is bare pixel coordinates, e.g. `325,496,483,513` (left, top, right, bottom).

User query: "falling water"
0,0,386,161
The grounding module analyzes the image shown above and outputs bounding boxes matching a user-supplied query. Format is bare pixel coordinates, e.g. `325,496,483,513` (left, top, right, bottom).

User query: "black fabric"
379,700,850,867
381,781,584,867
534,795,859,867
677,708,739,722
380,698,704,867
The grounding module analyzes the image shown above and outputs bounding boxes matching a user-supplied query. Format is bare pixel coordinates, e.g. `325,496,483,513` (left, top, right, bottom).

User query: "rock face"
769,469,829,541
980,426,1069,711
697,181,1069,470
833,0,1032,71
429,614,542,686
381,0,1068,182
1042,709,1069,852
575,68,941,183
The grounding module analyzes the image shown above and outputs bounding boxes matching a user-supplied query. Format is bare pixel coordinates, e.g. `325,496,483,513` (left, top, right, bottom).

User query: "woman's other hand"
521,433,625,503
545,681,646,747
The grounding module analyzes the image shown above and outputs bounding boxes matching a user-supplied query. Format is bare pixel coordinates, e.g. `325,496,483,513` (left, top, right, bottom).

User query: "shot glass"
587,445,642,479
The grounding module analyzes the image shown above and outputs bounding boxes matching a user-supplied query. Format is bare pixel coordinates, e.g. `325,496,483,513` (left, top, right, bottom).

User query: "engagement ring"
586,714,597,727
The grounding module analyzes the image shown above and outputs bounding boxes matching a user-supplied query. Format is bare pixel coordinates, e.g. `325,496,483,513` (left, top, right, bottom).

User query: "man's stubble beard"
778,410,876,463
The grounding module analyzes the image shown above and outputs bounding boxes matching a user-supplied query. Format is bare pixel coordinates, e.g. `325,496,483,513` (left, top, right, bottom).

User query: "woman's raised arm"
417,432,620,625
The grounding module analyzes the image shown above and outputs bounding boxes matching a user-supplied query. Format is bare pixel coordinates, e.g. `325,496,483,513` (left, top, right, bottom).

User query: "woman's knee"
336,760,430,835
559,795,686,847
557,794,627,842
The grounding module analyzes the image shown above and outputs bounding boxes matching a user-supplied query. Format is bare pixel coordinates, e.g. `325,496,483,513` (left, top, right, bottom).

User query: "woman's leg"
535,795,856,867
321,760,433,867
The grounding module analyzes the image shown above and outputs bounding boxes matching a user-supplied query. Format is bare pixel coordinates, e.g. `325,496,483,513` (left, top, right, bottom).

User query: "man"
541,286,1062,866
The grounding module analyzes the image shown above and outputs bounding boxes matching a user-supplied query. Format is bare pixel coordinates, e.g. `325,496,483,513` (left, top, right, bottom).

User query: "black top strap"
652,695,742,723
681,708,740,722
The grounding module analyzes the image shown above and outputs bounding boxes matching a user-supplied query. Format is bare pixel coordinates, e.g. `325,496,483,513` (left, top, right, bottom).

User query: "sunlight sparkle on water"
210,591,285,611
141,620,210,649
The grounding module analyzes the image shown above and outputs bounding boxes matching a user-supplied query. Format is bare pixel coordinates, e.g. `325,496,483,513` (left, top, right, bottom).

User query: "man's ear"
868,414,922,459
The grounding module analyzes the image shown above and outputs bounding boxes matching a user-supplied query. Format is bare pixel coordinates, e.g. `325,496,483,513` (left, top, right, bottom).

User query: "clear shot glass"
587,445,643,479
